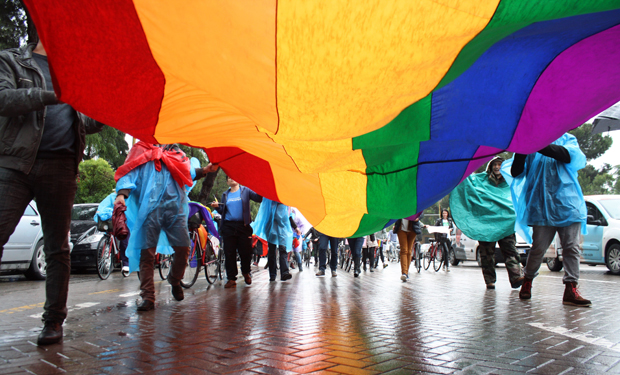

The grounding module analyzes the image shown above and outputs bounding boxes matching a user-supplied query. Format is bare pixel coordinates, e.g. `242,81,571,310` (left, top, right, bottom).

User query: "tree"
0,0,27,50
569,123,613,161
75,159,116,204
84,127,129,169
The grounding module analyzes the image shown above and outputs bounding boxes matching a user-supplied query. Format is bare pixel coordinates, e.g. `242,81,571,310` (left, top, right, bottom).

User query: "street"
1,260,619,374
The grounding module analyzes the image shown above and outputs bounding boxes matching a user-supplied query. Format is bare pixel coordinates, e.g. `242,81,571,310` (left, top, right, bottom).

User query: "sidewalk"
1,261,619,374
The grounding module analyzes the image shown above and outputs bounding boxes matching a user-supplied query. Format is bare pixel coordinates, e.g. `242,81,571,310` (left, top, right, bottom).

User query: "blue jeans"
318,234,339,272
347,237,364,270
0,159,77,323
293,251,303,271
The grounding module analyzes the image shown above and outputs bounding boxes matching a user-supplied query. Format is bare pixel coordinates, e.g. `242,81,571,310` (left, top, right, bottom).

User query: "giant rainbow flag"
24,1,620,237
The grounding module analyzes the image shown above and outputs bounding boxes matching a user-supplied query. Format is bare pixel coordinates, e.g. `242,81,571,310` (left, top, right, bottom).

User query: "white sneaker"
122,266,130,272
400,274,407,282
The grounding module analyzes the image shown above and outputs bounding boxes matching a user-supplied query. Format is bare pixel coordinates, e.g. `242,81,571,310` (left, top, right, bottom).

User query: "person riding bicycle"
94,191,130,272
433,209,454,272
114,142,217,311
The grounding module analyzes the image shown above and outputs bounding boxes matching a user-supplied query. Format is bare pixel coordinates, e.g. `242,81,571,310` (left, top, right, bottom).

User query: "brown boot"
563,282,591,307
224,279,237,288
519,277,533,300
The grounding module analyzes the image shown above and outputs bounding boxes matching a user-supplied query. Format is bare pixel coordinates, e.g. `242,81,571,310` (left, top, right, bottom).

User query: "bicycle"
157,253,172,280
181,223,221,288
413,240,422,273
95,220,129,280
303,240,312,268
423,239,443,272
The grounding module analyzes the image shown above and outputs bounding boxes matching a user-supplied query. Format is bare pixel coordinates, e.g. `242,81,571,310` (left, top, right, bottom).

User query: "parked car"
545,195,620,275
70,203,103,269
452,227,530,266
0,201,46,279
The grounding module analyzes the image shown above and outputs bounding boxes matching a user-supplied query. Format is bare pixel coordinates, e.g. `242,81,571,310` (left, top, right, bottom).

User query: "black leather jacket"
0,43,104,174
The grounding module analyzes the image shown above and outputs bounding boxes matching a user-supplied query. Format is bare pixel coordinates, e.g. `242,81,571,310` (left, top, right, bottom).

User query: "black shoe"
171,284,184,301
354,268,360,277
37,321,63,346
281,273,292,281
137,300,155,311
269,277,276,281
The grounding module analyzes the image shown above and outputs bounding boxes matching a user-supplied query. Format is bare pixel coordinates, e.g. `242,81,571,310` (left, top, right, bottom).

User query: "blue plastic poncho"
501,133,587,243
116,157,200,272
450,171,515,242
94,192,116,222
251,198,293,251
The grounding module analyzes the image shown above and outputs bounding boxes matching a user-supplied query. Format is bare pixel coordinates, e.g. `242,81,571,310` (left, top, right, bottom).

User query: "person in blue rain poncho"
505,133,591,307
251,198,294,282
114,142,217,311
94,192,130,272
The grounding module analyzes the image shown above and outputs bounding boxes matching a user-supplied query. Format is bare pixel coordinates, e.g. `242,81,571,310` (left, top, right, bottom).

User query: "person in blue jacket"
508,133,590,307
252,198,294,282
211,175,262,288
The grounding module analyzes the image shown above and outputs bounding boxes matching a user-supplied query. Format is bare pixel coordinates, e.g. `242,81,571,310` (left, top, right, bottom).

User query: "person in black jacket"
434,209,454,272
0,38,104,345
211,175,262,288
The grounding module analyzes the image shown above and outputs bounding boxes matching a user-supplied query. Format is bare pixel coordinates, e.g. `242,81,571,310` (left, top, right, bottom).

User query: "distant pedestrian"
362,234,376,272
315,232,340,277
394,213,422,281
252,198,293,282
434,210,453,272
211,175,262,288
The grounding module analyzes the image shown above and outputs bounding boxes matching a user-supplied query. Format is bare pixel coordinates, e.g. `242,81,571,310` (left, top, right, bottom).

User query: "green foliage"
569,123,613,161
0,0,27,50
84,127,129,169
75,159,115,204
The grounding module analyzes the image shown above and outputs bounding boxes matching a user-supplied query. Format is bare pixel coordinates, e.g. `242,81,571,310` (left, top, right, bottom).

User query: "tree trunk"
197,168,220,205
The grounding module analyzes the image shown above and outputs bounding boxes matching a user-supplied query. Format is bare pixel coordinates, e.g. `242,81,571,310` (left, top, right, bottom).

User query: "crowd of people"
0,35,592,349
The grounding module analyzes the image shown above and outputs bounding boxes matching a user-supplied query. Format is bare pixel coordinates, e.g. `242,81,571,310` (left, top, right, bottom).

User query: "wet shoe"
243,273,252,285
563,282,591,307
171,284,184,301
400,274,407,282
486,283,495,290
269,277,276,281
383,263,388,268
331,271,337,277
519,277,533,300
354,268,360,277
122,266,130,273
224,280,237,288
316,270,326,276
363,266,367,271
37,321,63,346
137,300,155,312
369,267,374,272
281,273,292,281
511,276,525,289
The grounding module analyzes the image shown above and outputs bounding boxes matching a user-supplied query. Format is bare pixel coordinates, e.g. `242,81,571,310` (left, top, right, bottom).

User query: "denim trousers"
347,237,364,270
318,234,339,271
0,159,76,323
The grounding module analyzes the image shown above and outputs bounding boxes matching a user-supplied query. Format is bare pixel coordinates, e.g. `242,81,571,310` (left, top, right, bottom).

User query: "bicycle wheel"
433,245,443,272
181,238,201,288
159,254,172,280
217,248,225,280
204,241,218,284
414,243,422,273
423,246,432,270
345,253,353,272
96,237,113,280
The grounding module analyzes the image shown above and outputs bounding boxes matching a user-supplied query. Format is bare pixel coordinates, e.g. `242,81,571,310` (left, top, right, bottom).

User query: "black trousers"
222,221,253,280
0,158,76,323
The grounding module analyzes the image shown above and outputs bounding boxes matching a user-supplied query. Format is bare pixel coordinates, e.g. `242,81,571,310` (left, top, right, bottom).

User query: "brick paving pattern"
1,263,619,374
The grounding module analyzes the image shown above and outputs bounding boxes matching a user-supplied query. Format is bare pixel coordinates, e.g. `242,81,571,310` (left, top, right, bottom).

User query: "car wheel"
24,239,46,280
605,243,620,275
450,249,460,266
546,256,563,272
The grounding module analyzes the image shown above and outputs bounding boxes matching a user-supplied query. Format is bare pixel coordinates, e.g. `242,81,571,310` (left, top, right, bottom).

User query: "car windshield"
71,206,98,221
598,199,620,220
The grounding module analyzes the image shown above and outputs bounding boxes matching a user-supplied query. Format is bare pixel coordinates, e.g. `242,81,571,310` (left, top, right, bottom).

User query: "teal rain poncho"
501,133,587,243
116,157,200,272
450,170,515,242
251,198,293,251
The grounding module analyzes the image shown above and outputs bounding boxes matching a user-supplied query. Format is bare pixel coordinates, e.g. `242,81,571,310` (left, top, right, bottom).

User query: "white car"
0,201,45,279
452,227,530,266
545,195,620,275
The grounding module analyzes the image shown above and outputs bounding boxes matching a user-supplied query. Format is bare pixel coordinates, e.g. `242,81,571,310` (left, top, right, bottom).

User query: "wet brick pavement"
1,261,619,374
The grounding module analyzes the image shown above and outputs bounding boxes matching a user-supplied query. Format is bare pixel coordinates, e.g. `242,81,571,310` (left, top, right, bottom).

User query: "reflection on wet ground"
1,262,619,374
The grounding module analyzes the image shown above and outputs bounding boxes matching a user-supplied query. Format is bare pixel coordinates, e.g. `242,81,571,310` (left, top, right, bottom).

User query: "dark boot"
563,282,591,307
519,277,533,300
37,321,63,346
